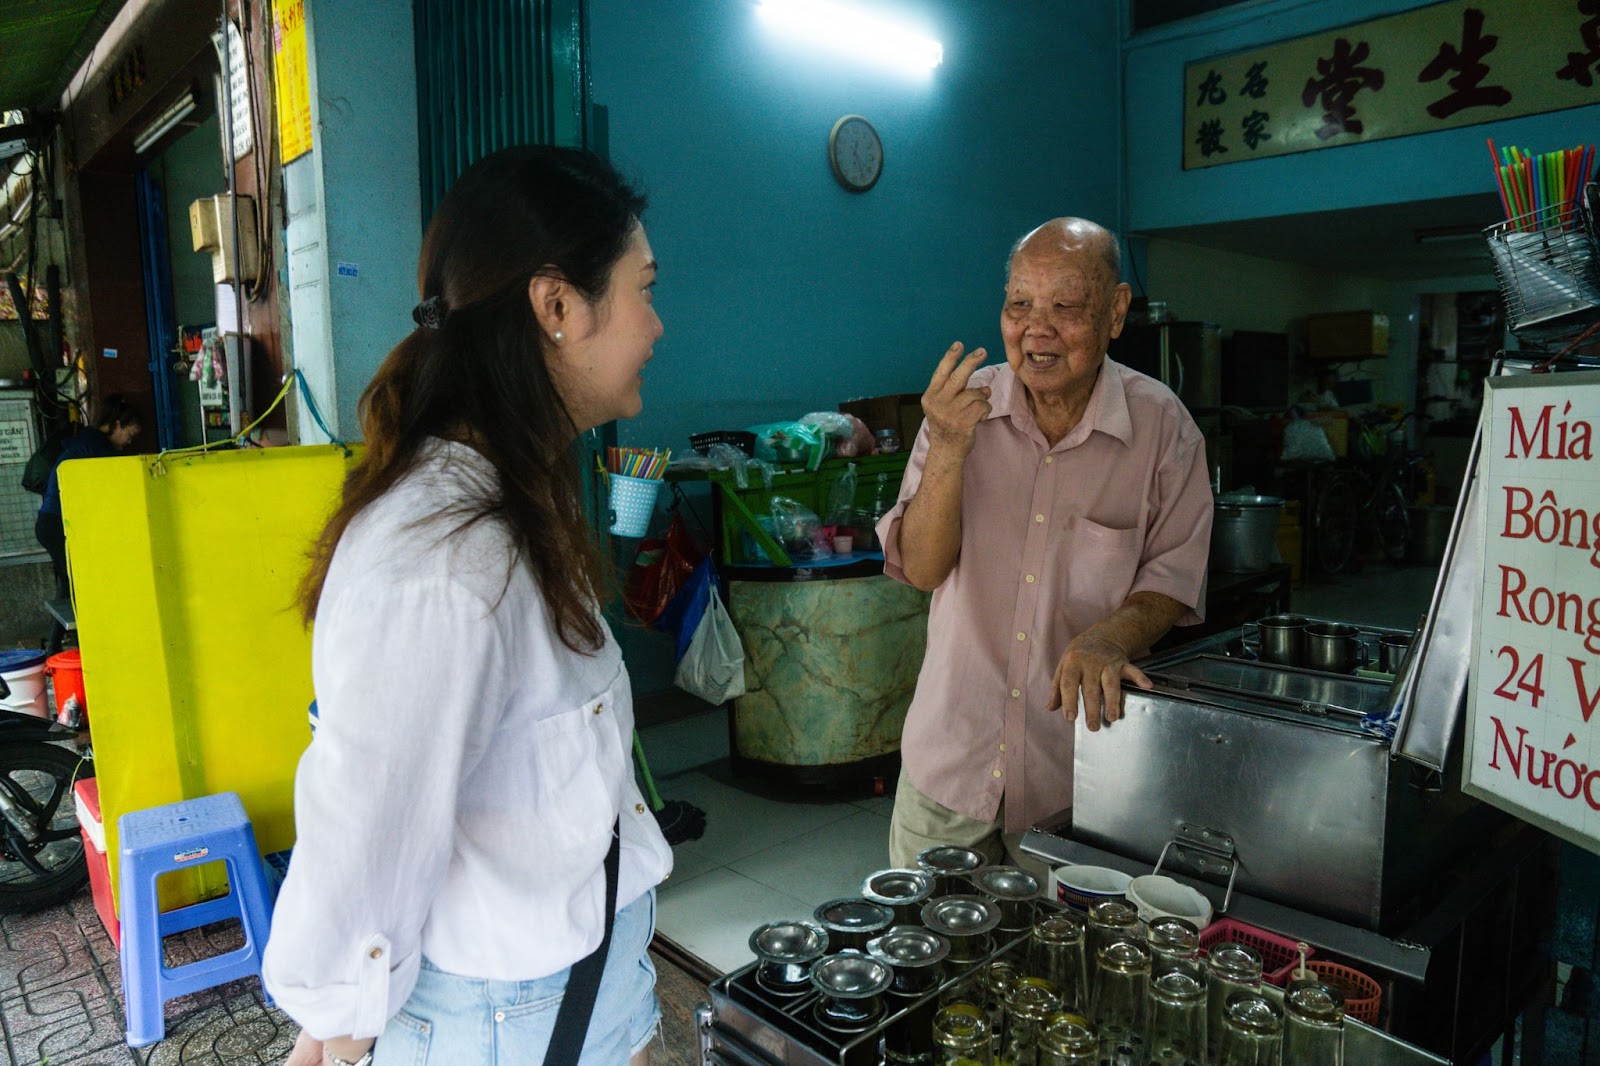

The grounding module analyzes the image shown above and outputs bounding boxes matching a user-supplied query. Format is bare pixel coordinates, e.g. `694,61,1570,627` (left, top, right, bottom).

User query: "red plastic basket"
1307,959,1383,1024
1198,917,1312,987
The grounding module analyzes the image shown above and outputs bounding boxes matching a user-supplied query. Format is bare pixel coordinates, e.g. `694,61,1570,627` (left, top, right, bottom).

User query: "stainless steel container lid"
748,919,828,963
1096,937,1152,973
1040,1012,1098,1053
1215,493,1284,509
1149,969,1205,1002
919,894,1001,936
1284,979,1345,1023
915,845,985,875
1206,941,1265,979
866,926,950,968
974,865,1040,901
810,950,893,998
861,868,933,907
813,898,894,935
1224,993,1283,1034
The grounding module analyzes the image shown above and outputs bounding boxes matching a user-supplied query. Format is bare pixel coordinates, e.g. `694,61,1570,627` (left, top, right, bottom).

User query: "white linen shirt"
262,439,673,1040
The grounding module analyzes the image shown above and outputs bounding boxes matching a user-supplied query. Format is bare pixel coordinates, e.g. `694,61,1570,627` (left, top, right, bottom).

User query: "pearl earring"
552,330,564,343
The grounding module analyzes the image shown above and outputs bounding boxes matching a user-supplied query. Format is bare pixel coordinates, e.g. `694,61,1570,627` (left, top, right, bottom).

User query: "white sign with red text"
1466,371,1600,855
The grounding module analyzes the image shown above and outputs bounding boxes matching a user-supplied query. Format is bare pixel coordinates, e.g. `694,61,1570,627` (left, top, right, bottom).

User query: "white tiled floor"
640,561,1445,975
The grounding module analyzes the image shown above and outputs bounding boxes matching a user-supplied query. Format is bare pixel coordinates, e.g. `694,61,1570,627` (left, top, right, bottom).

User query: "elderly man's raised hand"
1047,632,1155,732
921,343,991,459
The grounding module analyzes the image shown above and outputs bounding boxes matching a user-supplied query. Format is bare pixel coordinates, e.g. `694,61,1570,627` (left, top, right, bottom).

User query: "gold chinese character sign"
1185,0,1600,170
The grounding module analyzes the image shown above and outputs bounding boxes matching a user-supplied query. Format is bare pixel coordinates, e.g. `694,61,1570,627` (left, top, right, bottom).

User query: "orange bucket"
45,649,88,728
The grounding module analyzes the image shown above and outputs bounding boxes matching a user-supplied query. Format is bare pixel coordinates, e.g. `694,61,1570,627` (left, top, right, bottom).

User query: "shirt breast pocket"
1059,516,1144,627
532,696,625,856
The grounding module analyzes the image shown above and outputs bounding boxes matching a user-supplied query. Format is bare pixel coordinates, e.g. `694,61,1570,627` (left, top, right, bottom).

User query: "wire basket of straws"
604,446,671,537
1483,139,1599,352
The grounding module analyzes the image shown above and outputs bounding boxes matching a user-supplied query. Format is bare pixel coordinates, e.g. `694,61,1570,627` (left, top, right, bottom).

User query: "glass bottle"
1084,897,1140,997
1000,976,1062,1066
1216,992,1283,1066
1037,1013,1098,1065
933,1003,993,1066
1282,978,1345,1066
1027,912,1087,1014
1205,942,1264,1062
1088,937,1150,1061
1144,916,1200,979
1144,967,1206,1066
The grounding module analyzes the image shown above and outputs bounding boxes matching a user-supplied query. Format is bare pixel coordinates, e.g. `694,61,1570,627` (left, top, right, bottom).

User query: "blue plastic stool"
117,792,275,1047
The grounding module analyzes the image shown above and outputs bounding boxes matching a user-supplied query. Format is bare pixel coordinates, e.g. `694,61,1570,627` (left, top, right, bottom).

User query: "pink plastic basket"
1199,916,1314,987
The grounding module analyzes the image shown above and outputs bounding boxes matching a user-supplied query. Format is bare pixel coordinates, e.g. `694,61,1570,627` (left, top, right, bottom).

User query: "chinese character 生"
1418,7,1511,118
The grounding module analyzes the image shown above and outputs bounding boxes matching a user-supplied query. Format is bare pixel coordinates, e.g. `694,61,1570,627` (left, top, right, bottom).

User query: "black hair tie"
412,296,446,330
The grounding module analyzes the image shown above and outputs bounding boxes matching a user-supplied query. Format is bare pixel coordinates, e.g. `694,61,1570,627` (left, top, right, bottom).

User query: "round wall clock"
828,115,883,192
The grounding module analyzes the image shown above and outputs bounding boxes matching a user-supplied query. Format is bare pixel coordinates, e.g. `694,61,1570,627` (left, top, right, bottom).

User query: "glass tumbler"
1028,912,1087,1013
932,1003,992,1066
1216,991,1283,1066
1145,916,1200,979
1037,1013,1098,1065
1282,978,1345,1066
1085,897,1140,995
1089,937,1150,1060
1144,967,1206,1066
1000,976,1062,1066
1205,941,1264,1061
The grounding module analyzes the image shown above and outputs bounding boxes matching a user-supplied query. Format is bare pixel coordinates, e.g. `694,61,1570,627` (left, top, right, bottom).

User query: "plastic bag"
657,557,716,662
770,496,822,560
800,411,875,458
674,585,746,704
622,513,703,624
824,462,857,527
1281,418,1336,462
749,421,827,470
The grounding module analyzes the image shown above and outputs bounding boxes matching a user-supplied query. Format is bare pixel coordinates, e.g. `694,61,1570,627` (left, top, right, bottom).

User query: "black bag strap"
542,820,622,1066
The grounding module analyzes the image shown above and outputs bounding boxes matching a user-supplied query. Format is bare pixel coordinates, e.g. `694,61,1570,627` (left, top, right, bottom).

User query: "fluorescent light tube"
133,90,198,156
758,0,944,73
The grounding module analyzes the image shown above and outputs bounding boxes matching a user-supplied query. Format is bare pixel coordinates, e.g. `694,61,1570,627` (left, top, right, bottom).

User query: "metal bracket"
695,1003,714,1066
1153,823,1239,913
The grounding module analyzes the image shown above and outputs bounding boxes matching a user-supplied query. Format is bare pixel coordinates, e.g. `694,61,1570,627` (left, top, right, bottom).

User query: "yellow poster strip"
1184,0,1599,170
273,0,313,164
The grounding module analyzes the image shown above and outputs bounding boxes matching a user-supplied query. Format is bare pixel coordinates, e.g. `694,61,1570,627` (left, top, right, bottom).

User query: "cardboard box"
1308,311,1388,361
840,393,924,449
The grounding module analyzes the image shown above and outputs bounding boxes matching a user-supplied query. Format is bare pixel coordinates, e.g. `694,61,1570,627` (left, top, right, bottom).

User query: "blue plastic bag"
657,557,716,663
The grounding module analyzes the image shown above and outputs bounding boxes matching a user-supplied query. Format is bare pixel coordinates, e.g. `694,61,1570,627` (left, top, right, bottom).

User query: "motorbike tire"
0,742,93,915
1312,473,1361,576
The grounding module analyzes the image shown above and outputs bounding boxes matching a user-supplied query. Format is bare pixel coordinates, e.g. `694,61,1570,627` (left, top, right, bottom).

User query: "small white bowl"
1127,874,1213,929
1051,865,1133,910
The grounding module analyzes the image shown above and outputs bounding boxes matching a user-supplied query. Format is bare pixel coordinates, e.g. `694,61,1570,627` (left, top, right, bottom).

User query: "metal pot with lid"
920,894,1001,963
861,868,935,926
974,864,1041,931
868,926,951,1066
1211,493,1285,574
748,919,829,996
915,845,986,897
814,898,895,953
810,950,894,1032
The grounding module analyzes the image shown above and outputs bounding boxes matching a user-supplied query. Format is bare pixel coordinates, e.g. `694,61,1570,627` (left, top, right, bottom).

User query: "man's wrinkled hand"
1047,633,1153,731
921,342,991,458
283,1031,323,1066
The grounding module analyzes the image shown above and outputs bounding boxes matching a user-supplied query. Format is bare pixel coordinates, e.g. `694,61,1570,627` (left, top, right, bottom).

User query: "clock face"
829,115,883,192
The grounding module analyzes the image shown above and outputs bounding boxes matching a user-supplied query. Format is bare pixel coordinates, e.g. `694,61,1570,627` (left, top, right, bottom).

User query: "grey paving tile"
0,919,97,1000
2,969,128,1065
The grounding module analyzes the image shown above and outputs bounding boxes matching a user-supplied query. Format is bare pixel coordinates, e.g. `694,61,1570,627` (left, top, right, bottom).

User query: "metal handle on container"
1152,824,1239,914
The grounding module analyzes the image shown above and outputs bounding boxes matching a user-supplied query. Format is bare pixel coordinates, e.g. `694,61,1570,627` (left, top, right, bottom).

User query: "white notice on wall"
1466,371,1600,856
213,21,253,162
0,419,32,464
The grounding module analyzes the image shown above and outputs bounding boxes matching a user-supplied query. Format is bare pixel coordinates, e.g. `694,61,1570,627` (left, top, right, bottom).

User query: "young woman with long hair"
263,145,671,1066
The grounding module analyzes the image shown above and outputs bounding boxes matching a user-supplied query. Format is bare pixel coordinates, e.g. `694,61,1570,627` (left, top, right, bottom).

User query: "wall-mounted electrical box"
188,194,259,286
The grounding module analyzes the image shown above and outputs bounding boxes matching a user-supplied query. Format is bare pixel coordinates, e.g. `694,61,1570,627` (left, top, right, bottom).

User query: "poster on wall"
272,0,313,164
1465,372,1600,856
1183,0,1600,170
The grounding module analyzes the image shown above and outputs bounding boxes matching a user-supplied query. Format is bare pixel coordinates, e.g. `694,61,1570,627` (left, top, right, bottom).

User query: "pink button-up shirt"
879,359,1212,832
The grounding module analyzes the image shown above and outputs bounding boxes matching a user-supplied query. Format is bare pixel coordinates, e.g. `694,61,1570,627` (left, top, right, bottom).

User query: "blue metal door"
134,170,183,451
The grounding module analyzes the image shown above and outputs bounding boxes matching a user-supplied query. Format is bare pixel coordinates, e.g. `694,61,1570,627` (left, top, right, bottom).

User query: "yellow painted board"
60,445,356,911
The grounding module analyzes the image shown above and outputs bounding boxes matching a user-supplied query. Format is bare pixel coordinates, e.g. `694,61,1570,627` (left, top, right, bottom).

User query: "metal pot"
814,898,894,953
749,919,829,996
1256,614,1309,666
1305,622,1363,673
1211,494,1285,574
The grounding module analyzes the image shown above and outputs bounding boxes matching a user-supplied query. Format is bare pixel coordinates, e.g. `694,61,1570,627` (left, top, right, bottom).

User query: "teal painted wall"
589,0,1122,456
1123,0,1600,232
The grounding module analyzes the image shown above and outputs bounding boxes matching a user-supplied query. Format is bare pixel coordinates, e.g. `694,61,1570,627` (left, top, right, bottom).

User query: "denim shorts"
372,890,659,1065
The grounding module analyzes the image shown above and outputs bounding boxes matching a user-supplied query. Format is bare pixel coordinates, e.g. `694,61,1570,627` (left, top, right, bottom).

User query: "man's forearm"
1077,591,1188,657
895,445,968,590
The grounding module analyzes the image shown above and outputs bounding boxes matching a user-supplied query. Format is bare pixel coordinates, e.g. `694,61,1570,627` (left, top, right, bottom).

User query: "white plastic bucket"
608,474,663,538
0,650,50,719
1050,864,1132,910
1127,874,1213,929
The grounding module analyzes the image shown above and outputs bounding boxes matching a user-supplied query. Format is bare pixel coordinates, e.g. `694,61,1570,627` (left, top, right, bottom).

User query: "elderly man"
877,217,1213,870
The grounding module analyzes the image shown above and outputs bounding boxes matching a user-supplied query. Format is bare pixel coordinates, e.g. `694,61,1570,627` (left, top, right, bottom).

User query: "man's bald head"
1007,217,1122,287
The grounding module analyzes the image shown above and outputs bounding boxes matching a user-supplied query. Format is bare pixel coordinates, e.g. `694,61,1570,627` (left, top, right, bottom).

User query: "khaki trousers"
888,765,1053,886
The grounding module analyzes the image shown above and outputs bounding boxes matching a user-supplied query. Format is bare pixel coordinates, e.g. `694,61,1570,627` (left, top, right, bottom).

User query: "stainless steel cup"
1305,622,1362,673
1257,614,1308,666
1378,633,1413,673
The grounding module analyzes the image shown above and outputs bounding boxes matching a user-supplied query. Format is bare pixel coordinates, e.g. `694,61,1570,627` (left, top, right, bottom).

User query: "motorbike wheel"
1312,473,1362,576
0,742,93,915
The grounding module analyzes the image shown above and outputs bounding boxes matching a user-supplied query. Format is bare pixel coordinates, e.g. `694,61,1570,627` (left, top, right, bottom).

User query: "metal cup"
1378,633,1413,673
1304,622,1362,673
1256,614,1308,666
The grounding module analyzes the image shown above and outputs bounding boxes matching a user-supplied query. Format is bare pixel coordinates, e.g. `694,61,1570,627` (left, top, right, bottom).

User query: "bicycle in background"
1309,410,1426,576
